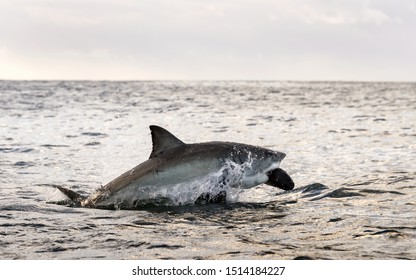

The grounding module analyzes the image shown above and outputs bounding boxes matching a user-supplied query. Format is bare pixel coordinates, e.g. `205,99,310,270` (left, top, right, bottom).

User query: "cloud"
0,0,415,80
271,0,393,25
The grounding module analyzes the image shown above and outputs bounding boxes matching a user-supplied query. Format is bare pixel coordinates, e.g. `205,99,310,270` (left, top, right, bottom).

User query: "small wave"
0,147,35,153
84,141,101,146
40,144,70,149
353,228,407,239
0,222,46,228
147,244,184,250
359,189,405,195
81,132,108,137
310,187,363,201
13,161,35,168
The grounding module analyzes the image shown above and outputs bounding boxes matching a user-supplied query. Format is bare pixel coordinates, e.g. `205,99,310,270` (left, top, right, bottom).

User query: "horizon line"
1,78,415,83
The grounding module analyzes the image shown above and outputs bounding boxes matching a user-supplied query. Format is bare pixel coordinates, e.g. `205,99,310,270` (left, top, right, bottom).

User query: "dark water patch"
213,127,229,133
328,217,343,223
0,147,35,153
0,203,85,215
310,187,363,201
359,189,405,195
368,225,416,231
237,236,269,246
298,183,330,199
0,205,40,212
14,161,35,167
36,245,88,254
371,229,402,236
0,222,46,228
131,220,159,226
197,104,211,108
316,244,349,252
253,115,274,122
78,224,98,230
128,242,149,248
81,132,108,137
282,244,299,250
0,223,15,228
50,247,68,252
280,200,298,205
346,180,378,187
299,101,320,107
300,183,329,193
182,216,197,222
41,144,70,148
147,244,184,250
268,88,280,94
91,216,118,220
352,115,376,120
353,229,405,239
104,238,119,243
20,196,42,201
0,214,13,220
46,199,73,206
221,225,237,230
84,141,101,146
278,117,297,122
223,251,241,256
387,176,413,185
255,250,276,256
294,256,314,260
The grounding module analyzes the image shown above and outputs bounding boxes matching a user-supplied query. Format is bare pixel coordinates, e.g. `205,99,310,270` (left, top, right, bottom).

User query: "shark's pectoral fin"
266,168,295,190
57,186,86,205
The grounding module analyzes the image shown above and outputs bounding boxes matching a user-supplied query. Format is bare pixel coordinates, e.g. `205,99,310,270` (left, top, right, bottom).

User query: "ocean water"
0,80,415,259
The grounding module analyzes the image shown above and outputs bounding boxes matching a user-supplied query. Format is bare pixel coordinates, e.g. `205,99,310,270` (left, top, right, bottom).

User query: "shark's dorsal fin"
149,125,186,158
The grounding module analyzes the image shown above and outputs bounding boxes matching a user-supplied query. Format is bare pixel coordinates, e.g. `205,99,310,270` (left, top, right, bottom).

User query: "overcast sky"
0,0,415,81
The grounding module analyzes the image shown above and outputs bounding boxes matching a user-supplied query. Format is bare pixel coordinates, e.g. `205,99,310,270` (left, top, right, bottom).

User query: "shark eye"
264,151,274,158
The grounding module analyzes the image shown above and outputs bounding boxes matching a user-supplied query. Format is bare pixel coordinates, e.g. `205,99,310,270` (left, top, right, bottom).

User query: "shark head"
241,148,295,191
226,143,287,188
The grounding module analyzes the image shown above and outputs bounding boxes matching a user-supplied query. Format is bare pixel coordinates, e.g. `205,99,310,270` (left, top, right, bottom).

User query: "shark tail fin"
57,186,86,204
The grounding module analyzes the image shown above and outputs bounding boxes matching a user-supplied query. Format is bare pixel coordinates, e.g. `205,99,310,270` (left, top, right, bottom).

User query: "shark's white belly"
95,159,223,208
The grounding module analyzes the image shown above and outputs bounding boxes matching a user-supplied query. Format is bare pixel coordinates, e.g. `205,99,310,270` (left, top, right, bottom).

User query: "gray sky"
1,0,415,81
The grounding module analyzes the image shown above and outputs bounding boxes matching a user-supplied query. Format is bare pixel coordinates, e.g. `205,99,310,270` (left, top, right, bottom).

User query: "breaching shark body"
57,125,294,209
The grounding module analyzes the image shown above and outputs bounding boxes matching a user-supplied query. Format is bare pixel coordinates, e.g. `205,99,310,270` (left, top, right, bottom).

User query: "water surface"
0,81,415,259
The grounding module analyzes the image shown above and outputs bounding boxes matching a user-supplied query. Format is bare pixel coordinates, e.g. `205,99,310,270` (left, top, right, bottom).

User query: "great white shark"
57,125,294,209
